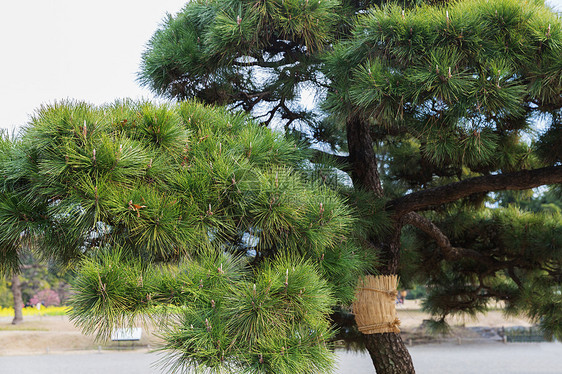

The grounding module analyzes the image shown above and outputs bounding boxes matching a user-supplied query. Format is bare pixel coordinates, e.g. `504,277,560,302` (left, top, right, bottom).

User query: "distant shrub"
0,279,13,308
30,289,60,307
405,285,427,300
0,306,69,317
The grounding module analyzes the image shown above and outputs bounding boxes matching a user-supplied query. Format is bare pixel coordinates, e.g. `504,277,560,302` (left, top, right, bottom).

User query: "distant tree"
30,289,60,307
497,188,562,213
0,251,72,323
0,278,11,308
0,133,52,323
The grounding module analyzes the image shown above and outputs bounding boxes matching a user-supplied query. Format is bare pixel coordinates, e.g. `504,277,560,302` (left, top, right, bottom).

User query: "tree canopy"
323,0,562,331
136,0,562,373
0,100,370,373
137,0,385,137
325,0,562,171
1,0,561,373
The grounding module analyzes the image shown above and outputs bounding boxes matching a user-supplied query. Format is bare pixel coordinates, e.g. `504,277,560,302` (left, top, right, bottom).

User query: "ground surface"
1,300,555,374
0,300,534,355
0,343,561,374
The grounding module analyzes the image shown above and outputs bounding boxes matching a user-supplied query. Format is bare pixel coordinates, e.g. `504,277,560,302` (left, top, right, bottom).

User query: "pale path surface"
339,342,562,374
0,343,561,374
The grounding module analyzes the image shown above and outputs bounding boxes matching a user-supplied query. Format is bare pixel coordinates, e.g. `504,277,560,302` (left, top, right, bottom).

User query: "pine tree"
0,132,53,324
136,0,562,373
0,100,370,373
137,0,392,139
322,0,562,371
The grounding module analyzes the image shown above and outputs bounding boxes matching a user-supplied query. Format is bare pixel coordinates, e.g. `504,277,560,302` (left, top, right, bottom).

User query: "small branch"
310,149,350,171
479,286,512,301
261,101,284,127
232,51,293,69
507,267,524,290
402,212,486,262
232,60,288,68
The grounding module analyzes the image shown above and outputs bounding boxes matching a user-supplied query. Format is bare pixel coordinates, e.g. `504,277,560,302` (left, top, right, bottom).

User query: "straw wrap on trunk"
352,275,400,334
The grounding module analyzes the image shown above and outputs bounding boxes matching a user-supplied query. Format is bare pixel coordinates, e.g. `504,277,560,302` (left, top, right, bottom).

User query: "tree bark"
401,212,484,262
389,165,562,216
11,273,23,325
346,116,416,374
346,116,383,196
365,333,416,374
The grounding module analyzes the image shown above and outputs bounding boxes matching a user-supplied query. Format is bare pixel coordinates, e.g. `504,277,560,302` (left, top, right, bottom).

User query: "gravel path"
0,342,561,374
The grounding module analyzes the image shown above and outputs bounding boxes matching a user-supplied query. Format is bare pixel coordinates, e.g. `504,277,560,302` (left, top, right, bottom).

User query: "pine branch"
232,57,293,69
261,101,284,127
309,149,350,171
507,267,524,290
389,166,562,216
401,212,485,262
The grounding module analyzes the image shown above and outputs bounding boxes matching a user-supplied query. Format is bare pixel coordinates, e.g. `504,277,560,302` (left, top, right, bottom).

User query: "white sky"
0,0,561,133
0,0,186,133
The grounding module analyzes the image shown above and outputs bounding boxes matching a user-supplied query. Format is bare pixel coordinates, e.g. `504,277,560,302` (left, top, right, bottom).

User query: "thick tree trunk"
11,273,24,325
363,222,415,373
365,333,416,374
346,116,383,196
346,116,415,374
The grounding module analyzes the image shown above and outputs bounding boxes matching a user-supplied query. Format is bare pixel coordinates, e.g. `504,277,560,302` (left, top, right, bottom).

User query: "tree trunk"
346,116,383,196
363,222,415,373
11,273,24,325
346,116,416,374
364,333,416,374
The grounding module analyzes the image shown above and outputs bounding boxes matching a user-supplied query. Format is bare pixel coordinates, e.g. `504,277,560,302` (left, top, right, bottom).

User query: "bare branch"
402,212,487,262
389,165,562,216
232,59,289,69
261,101,284,127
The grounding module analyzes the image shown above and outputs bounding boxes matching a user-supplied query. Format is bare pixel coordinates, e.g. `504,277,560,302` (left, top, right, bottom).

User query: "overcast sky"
0,0,186,133
1,0,561,133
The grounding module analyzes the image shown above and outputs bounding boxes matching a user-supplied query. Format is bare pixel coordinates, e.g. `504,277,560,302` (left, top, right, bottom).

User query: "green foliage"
404,206,562,339
69,248,337,374
139,0,340,100
519,279,562,341
136,0,402,153
0,100,371,373
324,0,562,177
0,277,12,308
163,255,335,374
536,121,562,165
